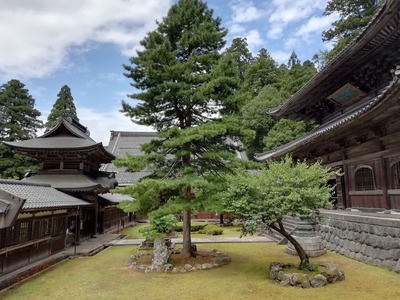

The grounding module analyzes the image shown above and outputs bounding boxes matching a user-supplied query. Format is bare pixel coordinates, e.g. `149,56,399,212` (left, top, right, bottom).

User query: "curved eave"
21,203,94,213
21,173,118,193
3,140,116,162
256,75,400,161
270,0,399,118
41,118,94,141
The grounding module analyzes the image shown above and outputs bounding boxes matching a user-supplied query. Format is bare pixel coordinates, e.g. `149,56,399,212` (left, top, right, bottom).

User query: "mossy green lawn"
2,243,399,300
122,223,243,239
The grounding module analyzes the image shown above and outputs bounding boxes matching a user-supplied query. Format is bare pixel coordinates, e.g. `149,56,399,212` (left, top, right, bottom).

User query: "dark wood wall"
0,213,68,275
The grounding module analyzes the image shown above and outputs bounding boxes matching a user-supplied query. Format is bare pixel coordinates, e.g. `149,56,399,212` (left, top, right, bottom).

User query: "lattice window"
52,217,67,235
18,221,31,243
33,219,52,239
355,166,375,191
0,228,5,248
392,161,400,189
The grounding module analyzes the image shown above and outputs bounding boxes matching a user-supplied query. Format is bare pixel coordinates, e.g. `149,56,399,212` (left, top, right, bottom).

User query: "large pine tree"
118,0,252,257
45,85,79,131
0,79,43,179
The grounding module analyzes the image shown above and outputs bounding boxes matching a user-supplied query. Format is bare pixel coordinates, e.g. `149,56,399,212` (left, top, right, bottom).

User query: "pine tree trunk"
181,209,192,257
270,221,310,270
219,213,224,224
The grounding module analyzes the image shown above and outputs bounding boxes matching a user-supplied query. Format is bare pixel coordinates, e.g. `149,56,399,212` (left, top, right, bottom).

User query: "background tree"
220,156,339,270
224,37,254,84
235,51,316,158
45,85,79,131
317,0,381,64
117,0,253,257
240,85,283,157
0,79,43,179
263,119,317,151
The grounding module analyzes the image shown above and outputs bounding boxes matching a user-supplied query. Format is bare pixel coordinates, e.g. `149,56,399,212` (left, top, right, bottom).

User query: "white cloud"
230,0,266,23
38,105,154,146
297,14,339,37
229,24,246,34
77,107,154,146
245,30,264,51
267,0,329,39
270,50,292,65
0,0,171,80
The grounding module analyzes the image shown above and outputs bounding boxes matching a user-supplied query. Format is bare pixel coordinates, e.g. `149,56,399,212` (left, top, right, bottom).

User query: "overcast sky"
0,0,338,145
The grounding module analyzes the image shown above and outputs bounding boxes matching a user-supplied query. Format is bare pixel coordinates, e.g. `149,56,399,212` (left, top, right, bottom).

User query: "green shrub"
198,224,224,235
173,222,207,232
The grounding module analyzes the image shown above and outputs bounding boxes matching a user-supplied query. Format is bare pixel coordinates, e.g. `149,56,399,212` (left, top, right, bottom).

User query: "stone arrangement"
128,241,231,273
269,262,345,288
316,212,400,273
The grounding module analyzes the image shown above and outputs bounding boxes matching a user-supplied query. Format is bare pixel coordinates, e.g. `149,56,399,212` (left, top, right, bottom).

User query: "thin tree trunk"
219,213,224,224
269,221,310,270
181,208,192,257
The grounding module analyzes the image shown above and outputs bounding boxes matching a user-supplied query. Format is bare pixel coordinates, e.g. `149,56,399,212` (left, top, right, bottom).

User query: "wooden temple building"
0,118,130,276
256,0,400,213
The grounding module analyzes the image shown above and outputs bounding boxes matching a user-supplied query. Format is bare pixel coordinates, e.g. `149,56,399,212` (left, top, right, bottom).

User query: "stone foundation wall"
316,211,400,273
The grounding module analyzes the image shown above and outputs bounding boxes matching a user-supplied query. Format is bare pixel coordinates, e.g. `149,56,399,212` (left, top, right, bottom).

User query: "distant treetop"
45,85,79,131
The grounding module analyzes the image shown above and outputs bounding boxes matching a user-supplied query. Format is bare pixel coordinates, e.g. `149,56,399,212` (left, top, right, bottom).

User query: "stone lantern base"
285,236,326,257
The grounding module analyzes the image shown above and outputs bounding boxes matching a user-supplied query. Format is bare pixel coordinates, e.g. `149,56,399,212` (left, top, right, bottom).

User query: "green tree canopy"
317,0,381,64
240,85,284,158
220,156,340,269
45,85,79,131
224,37,254,83
0,79,43,179
118,0,253,257
263,118,317,151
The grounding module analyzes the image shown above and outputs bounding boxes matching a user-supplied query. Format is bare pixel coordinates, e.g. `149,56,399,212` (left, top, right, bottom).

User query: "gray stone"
150,237,171,272
354,242,361,253
384,236,398,249
382,259,397,271
310,274,328,288
355,252,363,261
388,248,400,259
392,260,400,273
202,263,214,269
289,273,310,287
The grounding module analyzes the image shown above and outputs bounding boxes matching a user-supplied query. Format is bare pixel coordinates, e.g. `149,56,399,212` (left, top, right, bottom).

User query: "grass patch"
122,223,244,239
2,244,400,300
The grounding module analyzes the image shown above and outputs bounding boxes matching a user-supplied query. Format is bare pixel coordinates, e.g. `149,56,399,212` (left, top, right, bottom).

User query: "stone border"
269,262,345,288
128,249,231,273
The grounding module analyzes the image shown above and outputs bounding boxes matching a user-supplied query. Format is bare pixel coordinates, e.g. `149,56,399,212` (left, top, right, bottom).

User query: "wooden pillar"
380,157,391,210
343,164,352,209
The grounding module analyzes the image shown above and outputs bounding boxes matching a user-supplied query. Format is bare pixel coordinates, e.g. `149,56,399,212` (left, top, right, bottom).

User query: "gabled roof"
0,189,25,228
0,180,92,211
42,117,95,141
21,171,118,193
270,0,400,120
3,117,115,163
102,131,157,185
255,73,400,161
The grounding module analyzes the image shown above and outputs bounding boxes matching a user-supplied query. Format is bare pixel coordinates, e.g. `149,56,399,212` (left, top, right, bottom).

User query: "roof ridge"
0,179,51,188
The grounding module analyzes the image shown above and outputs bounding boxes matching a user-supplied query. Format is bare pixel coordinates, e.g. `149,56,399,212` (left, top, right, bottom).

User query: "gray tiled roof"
99,192,134,203
255,76,400,161
269,0,400,119
21,173,117,192
43,117,95,141
102,131,157,185
4,137,99,149
0,199,11,213
0,180,92,210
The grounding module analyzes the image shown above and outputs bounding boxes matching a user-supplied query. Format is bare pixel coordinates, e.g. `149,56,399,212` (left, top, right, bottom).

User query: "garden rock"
269,262,344,288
